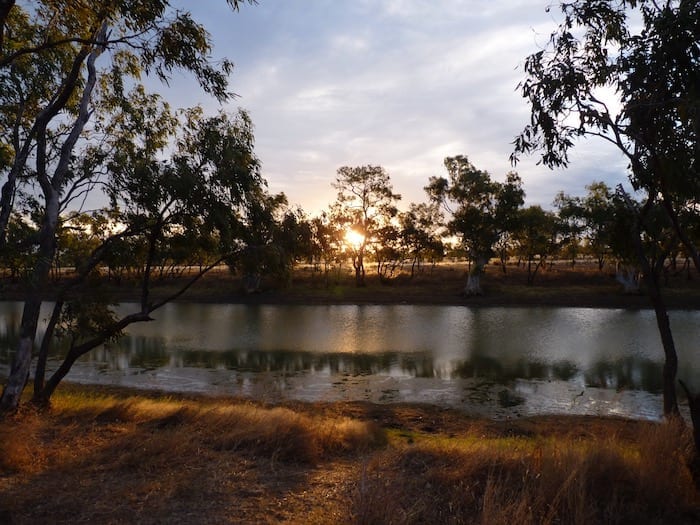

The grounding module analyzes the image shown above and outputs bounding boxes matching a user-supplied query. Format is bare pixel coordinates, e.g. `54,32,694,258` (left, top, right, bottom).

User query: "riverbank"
3,262,699,309
1,383,699,524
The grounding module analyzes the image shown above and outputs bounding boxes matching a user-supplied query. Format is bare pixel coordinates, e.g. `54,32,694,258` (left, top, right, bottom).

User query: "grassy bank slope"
1,384,699,524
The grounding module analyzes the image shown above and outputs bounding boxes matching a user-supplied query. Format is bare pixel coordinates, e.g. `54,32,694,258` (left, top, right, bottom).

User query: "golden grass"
1,386,699,524
351,418,699,525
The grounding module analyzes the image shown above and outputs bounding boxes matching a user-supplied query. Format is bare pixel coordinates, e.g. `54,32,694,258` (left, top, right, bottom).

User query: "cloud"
160,1,631,214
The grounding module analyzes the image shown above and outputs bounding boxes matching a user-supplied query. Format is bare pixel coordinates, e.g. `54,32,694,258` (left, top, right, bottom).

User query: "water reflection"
69,334,670,393
1,302,699,419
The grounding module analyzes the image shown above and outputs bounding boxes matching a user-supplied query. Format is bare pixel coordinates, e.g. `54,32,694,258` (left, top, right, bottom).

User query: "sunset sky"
162,0,631,214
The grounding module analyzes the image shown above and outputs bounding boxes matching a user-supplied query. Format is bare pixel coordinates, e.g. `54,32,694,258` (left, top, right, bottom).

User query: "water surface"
1,302,698,419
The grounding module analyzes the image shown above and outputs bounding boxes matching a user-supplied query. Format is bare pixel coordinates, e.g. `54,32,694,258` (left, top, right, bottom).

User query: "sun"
345,228,365,249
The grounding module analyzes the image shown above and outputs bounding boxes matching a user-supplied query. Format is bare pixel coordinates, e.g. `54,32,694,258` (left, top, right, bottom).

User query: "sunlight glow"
345,228,365,250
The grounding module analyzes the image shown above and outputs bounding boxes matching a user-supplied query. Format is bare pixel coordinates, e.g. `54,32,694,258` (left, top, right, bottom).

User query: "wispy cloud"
161,0,631,213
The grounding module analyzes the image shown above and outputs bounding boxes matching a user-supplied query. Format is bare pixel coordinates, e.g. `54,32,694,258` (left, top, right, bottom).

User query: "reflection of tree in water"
69,335,417,375
80,337,170,370
0,310,23,365
0,327,20,365
552,361,578,381
450,356,580,383
452,356,505,380
584,358,663,393
399,355,436,378
5,330,670,396
68,337,441,377
325,353,396,375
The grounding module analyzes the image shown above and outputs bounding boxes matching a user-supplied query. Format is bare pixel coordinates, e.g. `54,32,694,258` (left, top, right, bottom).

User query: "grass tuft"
349,421,700,524
1,386,699,524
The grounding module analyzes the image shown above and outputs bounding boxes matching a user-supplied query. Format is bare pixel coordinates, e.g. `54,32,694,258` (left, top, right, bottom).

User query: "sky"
162,0,631,215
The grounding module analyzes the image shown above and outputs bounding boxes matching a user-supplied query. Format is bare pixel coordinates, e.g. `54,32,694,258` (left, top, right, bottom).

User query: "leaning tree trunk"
0,26,105,413
0,189,60,411
644,272,680,416
619,189,680,416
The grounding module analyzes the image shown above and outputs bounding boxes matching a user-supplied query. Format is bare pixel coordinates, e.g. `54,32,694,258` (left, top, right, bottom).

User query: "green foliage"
427,155,524,269
513,205,559,285
513,0,698,415
513,0,699,237
0,0,264,409
309,212,344,281
54,300,122,346
0,0,255,249
0,213,37,279
331,165,401,286
399,202,445,274
232,193,312,291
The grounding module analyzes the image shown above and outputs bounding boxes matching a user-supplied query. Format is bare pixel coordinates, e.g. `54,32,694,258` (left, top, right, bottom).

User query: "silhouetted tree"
513,0,699,417
330,165,401,287
426,155,524,295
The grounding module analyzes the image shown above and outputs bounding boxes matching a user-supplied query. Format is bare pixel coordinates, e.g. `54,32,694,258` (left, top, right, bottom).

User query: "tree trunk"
0,188,60,412
0,337,33,411
0,28,105,413
31,347,81,407
464,257,486,295
679,380,700,487
615,265,640,293
619,189,679,416
34,300,64,396
646,275,679,416
353,249,365,287
0,175,16,249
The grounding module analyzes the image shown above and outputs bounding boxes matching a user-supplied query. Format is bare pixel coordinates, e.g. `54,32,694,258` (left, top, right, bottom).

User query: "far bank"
2,261,699,309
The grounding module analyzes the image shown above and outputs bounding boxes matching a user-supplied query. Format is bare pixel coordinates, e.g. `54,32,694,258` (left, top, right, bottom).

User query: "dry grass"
0,388,384,524
1,386,699,524
351,419,699,525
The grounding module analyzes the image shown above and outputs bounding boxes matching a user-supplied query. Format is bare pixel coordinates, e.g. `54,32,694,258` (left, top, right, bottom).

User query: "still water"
1,302,699,419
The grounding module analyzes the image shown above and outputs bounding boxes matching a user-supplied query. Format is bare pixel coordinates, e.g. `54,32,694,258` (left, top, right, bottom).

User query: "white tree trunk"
464,257,487,295
616,264,640,293
0,337,33,410
464,272,482,295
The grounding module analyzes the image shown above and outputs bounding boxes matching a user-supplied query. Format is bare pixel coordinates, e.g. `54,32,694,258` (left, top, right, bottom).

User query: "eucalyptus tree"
0,213,36,279
512,0,699,418
0,0,254,248
581,182,616,270
607,191,684,295
553,191,585,267
330,165,401,287
278,207,315,268
553,183,616,269
426,155,524,295
20,102,267,408
234,194,314,293
310,212,344,285
236,191,281,292
513,205,559,286
373,223,404,282
399,202,445,278
0,0,257,412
